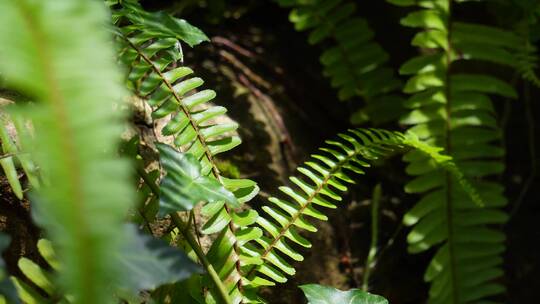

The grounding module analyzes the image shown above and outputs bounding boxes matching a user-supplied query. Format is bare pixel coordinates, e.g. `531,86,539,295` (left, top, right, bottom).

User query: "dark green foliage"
277,0,405,125
119,225,202,292
392,0,513,303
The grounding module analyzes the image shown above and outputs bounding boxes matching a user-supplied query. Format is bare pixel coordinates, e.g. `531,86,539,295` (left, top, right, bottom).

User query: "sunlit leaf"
300,284,388,304
157,143,238,215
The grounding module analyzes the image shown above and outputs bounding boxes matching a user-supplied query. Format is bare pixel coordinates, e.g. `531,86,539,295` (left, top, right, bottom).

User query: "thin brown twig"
212,36,257,59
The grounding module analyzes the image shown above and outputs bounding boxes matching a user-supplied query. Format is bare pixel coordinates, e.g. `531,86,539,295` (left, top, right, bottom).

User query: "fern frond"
240,128,477,298
515,45,540,87
0,1,134,303
392,1,513,303
277,0,404,125
113,3,260,302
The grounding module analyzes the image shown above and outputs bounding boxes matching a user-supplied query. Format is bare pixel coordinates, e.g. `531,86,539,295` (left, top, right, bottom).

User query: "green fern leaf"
278,0,404,125
0,1,135,303
113,4,260,302
391,0,513,302
241,128,478,299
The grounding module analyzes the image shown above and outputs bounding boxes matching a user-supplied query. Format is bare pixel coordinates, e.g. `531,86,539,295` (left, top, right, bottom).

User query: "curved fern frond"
391,0,513,303
113,3,259,302
0,1,135,303
514,25,540,88
240,128,478,297
277,0,404,125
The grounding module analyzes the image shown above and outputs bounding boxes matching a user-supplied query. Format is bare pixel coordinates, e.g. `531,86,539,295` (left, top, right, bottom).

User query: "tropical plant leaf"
300,284,388,304
158,143,238,215
115,0,209,47
118,225,202,292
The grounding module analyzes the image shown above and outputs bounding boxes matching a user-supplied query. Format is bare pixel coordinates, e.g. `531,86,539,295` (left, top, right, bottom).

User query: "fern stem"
171,213,233,304
362,183,381,291
136,166,233,304
443,1,459,302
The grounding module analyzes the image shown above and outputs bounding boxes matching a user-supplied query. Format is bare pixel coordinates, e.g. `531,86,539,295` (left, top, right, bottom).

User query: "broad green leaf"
118,225,202,292
121,0,209,47
157,143,238,215
300,284,388,304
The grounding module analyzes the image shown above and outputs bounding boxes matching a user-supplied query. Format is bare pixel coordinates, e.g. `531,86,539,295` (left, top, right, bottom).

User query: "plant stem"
363,183,381,291
136,166,232,304
171,213,232,304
